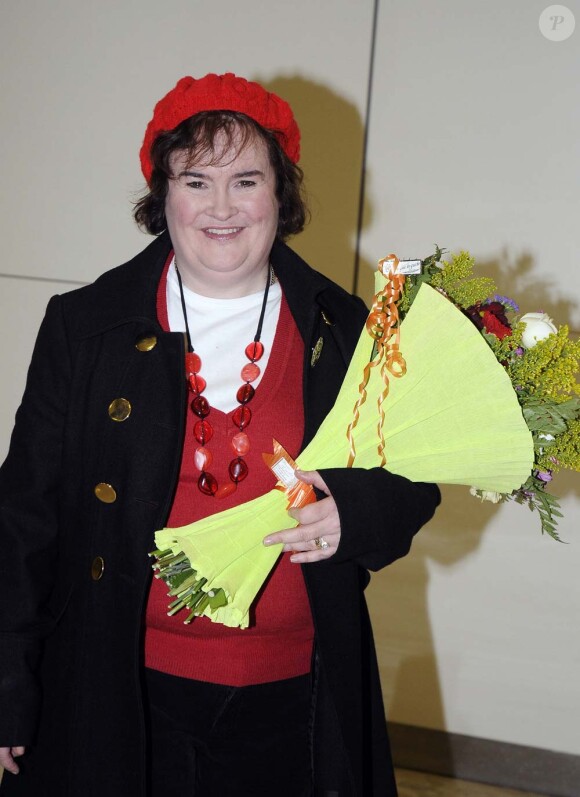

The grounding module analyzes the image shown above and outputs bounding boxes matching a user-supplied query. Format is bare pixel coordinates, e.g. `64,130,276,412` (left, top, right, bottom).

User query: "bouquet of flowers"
406,247,580,540
151,249,580,628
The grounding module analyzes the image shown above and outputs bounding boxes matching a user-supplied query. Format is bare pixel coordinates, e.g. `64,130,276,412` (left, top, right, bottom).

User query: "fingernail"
263,538,272,546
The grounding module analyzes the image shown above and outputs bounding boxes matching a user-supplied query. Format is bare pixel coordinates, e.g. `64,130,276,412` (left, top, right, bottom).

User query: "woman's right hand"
0,746,25,775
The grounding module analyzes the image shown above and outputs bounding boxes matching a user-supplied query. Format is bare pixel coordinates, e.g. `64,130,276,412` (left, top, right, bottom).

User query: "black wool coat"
0,232,440,796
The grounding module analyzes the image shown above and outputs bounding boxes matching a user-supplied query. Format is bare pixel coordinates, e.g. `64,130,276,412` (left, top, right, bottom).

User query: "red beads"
245,341,264,361
194,446,213,471
186,335,263,498
188,373,207,395
185,352,202,374
191,396,210,418
241,362,260,383
232,406,252,429
236,384,255,404
198,472,218,496
231,432,250,456
229,457,249,483
194,420,213,444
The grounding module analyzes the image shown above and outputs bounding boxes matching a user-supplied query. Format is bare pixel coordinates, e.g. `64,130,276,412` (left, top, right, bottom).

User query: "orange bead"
215,483,237,499
231,432,250,456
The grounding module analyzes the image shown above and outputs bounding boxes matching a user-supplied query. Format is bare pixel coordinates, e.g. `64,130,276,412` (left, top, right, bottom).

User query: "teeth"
206,227,240,235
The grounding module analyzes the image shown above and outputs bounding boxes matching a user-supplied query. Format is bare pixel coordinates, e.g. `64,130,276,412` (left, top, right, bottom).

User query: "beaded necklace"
175,260,273,499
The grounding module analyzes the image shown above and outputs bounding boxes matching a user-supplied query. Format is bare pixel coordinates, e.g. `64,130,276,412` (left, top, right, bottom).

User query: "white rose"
469,486,503,504
520,312,557,349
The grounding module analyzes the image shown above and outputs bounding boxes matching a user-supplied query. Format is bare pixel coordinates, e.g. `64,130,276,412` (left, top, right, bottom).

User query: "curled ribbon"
346,255,408,467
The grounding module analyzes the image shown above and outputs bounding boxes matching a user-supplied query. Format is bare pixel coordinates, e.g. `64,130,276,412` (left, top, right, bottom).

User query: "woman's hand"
0,746,25,775
263,470,340,563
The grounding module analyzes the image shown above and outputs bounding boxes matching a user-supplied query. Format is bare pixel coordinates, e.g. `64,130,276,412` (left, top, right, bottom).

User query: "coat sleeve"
0,294,71,746
318,467,441,571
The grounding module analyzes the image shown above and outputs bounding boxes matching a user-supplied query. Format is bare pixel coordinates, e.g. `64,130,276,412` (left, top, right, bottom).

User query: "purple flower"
515,347,524,356
535,470,553,483
493,294,519,312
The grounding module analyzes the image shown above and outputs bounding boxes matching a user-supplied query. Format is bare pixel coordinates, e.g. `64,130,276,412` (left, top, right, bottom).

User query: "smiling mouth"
204,227,243,238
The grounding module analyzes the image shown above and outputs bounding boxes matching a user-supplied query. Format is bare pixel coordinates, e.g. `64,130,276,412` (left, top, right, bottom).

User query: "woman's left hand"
263,470,341,563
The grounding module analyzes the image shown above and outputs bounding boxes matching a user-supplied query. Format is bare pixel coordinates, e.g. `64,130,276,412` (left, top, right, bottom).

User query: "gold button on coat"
135,334,157,352
108,398,131,422
91,556,105,581
94,483,117,503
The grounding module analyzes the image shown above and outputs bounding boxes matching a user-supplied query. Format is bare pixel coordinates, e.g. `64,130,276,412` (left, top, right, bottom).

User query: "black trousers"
144,668,312,797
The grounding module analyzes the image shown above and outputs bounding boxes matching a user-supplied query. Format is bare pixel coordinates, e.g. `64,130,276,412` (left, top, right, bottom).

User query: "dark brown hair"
134,111,308,239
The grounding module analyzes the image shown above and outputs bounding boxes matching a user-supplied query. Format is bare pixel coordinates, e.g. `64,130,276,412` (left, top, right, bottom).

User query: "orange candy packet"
262,440,316,509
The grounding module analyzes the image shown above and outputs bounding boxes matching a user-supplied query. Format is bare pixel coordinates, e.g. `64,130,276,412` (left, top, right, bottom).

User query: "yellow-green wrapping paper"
155,281,534,628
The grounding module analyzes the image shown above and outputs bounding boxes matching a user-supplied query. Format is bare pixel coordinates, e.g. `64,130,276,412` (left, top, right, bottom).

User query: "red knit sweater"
144,258,314,685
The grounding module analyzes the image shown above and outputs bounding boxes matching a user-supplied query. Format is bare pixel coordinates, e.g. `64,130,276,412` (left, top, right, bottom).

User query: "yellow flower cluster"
537,418,580,472
509,326,580,403
429,251,497,308
487,322,524,360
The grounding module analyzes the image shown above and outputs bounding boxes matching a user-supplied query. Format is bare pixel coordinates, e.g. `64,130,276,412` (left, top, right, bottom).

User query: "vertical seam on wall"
352,0,380,297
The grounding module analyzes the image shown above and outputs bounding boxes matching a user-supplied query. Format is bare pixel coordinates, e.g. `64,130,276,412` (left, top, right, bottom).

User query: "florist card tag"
271,457,298,488
396,259,422,275
263,440,316,509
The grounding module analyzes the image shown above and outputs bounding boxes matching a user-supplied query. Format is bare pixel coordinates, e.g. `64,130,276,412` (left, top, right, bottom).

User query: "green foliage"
486,322,524,361
509,326,580,403
429,251,497,308
512,476,564,541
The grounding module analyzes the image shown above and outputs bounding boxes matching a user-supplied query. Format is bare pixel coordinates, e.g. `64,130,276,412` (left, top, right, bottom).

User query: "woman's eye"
186,181,205,189
238,180,256,188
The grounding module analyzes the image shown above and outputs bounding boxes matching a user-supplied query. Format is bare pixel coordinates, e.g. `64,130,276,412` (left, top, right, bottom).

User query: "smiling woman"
164,136,280,297
0,72,440,796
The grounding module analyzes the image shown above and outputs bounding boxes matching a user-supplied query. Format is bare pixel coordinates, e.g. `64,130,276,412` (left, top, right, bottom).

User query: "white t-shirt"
166,260,282,413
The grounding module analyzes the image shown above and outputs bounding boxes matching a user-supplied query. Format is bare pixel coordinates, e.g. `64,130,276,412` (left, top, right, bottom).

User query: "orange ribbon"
346,255,407,467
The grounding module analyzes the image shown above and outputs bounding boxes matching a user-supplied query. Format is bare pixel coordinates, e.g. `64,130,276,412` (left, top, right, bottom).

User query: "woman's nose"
209,187,236,220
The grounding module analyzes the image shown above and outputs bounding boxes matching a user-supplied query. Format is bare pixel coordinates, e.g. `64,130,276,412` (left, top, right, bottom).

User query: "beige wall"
361,0,580,757
1,0,579,760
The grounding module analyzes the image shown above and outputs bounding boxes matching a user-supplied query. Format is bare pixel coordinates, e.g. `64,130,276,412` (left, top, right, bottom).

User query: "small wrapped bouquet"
151,249,580,628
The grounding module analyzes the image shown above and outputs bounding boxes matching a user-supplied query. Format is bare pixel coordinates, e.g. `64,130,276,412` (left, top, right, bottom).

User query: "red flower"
466,301,512,340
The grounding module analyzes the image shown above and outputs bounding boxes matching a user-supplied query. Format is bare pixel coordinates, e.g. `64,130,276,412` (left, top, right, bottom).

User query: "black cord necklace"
175,259,273,498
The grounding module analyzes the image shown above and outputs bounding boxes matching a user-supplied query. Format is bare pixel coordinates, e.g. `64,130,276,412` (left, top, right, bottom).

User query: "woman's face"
165,131,279,297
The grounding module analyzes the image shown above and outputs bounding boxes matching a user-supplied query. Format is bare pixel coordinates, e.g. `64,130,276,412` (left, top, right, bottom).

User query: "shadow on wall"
259,74,376,297
366,482,496,774
477,250,579,334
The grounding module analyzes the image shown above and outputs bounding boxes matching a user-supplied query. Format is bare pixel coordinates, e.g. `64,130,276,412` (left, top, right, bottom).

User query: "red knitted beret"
140,73,300,184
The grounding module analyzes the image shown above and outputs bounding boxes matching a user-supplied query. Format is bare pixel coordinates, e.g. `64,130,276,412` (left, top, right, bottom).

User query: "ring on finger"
314,536,329,550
